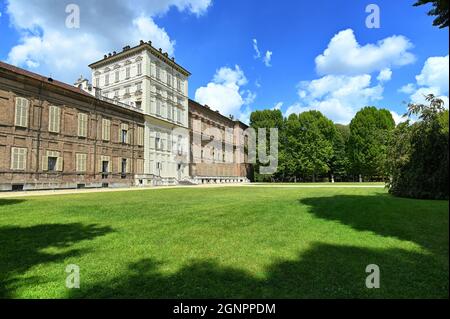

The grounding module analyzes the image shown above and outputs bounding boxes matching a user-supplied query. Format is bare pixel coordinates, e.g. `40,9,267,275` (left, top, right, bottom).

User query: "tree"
414,0,449,28
348,107,395,181
388,95,449,199
296,111,336,182
330,124,351,182
249,109,284,181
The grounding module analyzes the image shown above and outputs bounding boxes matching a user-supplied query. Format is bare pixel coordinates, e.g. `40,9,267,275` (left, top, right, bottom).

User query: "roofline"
188,99,249,129
89,42,191,77
0,61,144,118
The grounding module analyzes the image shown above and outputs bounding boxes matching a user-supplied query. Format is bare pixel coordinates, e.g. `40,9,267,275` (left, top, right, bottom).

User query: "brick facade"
188,99,252,183
0,61,145,191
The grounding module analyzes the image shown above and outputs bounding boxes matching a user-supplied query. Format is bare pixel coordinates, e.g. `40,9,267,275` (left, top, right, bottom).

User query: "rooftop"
89,40,191,77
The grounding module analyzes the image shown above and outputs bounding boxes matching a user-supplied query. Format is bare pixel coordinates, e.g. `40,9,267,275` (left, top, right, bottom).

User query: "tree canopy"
348,107,395,181
414,0,449,28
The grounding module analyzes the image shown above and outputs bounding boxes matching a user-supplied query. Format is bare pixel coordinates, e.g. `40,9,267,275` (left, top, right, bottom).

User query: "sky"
0,0,448,124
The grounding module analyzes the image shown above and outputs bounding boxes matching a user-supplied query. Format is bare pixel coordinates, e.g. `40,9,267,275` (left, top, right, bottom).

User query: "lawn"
0,186,448,298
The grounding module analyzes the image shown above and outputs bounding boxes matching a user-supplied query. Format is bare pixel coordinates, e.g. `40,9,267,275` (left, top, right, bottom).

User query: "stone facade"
89,41,190,186
0,61,145,191
188,99,252,184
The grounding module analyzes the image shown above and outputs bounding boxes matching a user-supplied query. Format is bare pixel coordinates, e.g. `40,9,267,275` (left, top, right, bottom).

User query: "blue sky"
0,0,448,124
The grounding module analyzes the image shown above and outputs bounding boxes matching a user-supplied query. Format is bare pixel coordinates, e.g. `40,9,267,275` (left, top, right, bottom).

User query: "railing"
95,90,144,113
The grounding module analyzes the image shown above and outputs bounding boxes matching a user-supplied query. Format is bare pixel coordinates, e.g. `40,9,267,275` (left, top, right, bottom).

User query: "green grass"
0,186,448,298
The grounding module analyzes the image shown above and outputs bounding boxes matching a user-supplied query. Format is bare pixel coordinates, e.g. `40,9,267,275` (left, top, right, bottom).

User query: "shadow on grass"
0,223,113,298
0,199,26,206
299,194,449,255
69,242,448,299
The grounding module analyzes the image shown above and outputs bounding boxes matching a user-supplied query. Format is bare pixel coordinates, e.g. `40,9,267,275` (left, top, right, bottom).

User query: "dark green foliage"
388,95,449,199
331,124,351,181
249,109,284,182
414,0,449,28
348,107,395,181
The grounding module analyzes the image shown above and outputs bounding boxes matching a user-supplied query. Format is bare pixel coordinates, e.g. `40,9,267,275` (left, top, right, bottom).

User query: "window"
176,108,181,123
48,105,61,133
135,101,142,109
126,67,130,79
121,158,128,177
95,77,99,87
114,89,119,98
167,73,172,87
76,153,87,172
136,126,144,146
100,156,111,179
136,83,142,91
155,133,161,150
156,100,161,116
120,123,129,144
15,97,29,127
42,150,62,172
77,113,88,137
136,159,144,174
102,118,111,141
10,147,27,170
105,74,110,86
177,78,181,91
125,87,130,95
156,66,160,80
177,135,183,155
168,103,172,121
137,63,142,76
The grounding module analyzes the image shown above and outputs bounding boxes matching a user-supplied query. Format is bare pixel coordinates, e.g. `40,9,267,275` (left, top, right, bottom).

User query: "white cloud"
272,102,283,110
263,51,273,67
390,111,408,125
286,74,384,124
399,83,416,94
4,0,211,82
252,38,261,58
415,55,449,95
315,29,415,76
400,55,449,108
377,68,392,82
252,38,273,67
195,65,256,119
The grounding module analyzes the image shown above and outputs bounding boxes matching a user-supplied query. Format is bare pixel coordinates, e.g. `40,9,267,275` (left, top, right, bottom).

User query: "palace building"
89,40,190,186
0,61,145,191
0,41,251,191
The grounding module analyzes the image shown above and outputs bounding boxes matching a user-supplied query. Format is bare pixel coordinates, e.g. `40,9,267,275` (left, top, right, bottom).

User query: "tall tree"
330,124,351,182
388,95,449,199
348,107,395,181
414,0,449,28
296,111,336,182
249,109,284,181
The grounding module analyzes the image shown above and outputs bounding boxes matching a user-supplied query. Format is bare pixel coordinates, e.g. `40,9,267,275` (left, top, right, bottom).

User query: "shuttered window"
76,153,87,172
48,105,61,133
10,147,27,170
42,150,63,172
120,123,129,144
78,113,88,137
98,155,112,173
136,159,144,174
102,119,111,141
15,97,29,127
136,126,144,146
